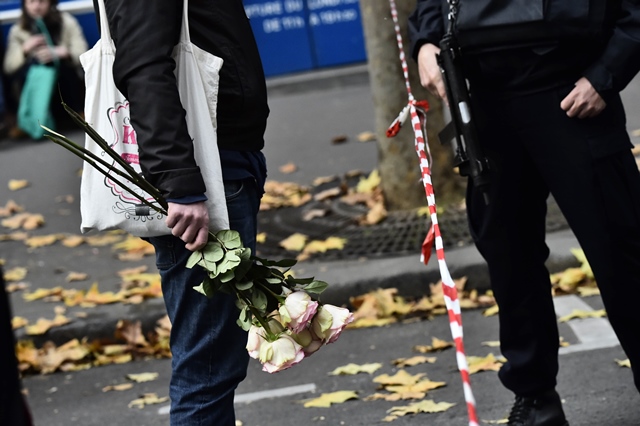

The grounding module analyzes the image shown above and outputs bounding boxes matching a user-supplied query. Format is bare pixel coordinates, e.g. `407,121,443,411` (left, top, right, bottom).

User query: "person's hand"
560,77,606,118
32,46,54,64
166,202,209,251
417,43,448,104
22,34,45,55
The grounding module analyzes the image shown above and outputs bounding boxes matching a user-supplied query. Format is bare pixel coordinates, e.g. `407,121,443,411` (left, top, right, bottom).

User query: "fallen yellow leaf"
25,314,72,335
0,200,24,216
312,175,338,186
40,339,91,374
12,316,29,329
117,265,148,277
328,363,383,375
127,372,159,383
558,309,606,322
66,272,89,282
256,232,266,244
356,170,381,193
23,286,65,301
128,393,169,409
360,201,387,225
8,179,29,191
392,356,437,368
384,378,447,398
279,162,298,174
25,234,60,248
483,304,500,317
481,341,501,348
348,317,397,329
1,281,23,292
577,286,600,297
103,383,134,392
85,233,124,247
384,399,456,421
483,418,509,424
357,131,376,142
4,267,28,282
373,370,424,386
314,187,342,201
61,235,85,248
112,236,154,254
413,337,454,353
556,267,586,292
84,282,124,305
467,353,504,375
279,233,308,252
23,213,45,230
616,359,631,368
303,391,358,408
570,248,594,280
301,237,347,255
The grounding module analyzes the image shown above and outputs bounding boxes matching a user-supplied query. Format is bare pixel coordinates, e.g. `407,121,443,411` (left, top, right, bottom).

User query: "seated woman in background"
3,0,87,138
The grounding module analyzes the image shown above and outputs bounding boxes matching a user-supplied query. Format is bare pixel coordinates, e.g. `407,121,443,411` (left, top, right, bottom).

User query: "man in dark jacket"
98,1,268,424
410,1,640,425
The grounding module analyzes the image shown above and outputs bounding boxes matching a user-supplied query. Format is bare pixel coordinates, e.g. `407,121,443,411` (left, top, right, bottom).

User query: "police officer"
410,1,640,425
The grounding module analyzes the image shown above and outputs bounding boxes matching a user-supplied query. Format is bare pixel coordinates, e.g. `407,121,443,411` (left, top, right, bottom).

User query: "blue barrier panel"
306,0,366,68
245,0,315,77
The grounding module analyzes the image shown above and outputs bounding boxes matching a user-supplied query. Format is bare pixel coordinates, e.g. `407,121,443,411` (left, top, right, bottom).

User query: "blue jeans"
149,178,260,425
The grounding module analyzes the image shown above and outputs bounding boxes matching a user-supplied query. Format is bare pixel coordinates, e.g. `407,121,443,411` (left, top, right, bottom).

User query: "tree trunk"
359,0,465,210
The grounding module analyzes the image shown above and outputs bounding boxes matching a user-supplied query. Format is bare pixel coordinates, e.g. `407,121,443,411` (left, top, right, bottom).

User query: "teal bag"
17,19,59,140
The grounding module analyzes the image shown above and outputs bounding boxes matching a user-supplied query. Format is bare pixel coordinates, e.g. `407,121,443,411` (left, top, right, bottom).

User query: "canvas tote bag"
79,0,229,237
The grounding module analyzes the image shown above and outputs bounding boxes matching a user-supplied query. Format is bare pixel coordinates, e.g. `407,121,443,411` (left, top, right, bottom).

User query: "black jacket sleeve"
583,0,640,94
100,0,206,199
408,0,445,61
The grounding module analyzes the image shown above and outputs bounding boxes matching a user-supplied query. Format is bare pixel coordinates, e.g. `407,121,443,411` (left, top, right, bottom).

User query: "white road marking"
553,295,620,355
157,383,317,415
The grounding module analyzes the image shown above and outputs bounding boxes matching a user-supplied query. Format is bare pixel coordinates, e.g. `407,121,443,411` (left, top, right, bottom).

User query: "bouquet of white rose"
44,105,353,373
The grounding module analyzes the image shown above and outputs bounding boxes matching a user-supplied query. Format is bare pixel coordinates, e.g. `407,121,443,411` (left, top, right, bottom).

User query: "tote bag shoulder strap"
95,0,115,44
180,0,191,43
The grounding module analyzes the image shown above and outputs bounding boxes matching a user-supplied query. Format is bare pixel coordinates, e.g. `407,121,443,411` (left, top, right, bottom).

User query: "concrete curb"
14,229,582,346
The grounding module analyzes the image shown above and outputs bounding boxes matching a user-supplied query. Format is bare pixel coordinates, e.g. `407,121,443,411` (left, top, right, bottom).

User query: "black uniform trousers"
467,84,640,397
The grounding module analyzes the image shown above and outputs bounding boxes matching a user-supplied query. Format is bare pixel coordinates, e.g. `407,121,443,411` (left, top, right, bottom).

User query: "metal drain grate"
256,194,570,262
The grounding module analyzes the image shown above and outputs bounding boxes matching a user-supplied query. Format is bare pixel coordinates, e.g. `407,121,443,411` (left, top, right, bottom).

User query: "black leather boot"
507,390,569,426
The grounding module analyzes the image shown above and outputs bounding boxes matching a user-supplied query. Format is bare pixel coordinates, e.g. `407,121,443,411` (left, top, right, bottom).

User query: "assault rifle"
436,33,491,204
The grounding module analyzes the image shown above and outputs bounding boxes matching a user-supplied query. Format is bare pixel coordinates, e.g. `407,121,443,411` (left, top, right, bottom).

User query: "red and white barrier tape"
386,1,479,425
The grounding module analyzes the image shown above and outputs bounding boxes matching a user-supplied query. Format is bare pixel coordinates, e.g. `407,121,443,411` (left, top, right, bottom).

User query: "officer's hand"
560,77,606,119
417,43,448,104
166,202,209,251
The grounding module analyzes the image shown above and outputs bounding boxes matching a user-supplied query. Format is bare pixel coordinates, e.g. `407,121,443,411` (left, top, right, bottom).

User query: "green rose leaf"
193,276,216,298
219,269,235,284
233,256,253,282
205,261,219,278
235,280,254,291
202,242,224,263
216,230,243,250
265,277,283,285
304,280,329,294
217,252,242,275
250,288,268,312
285,276,315,285
186,251,203,269
237,308,252,331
